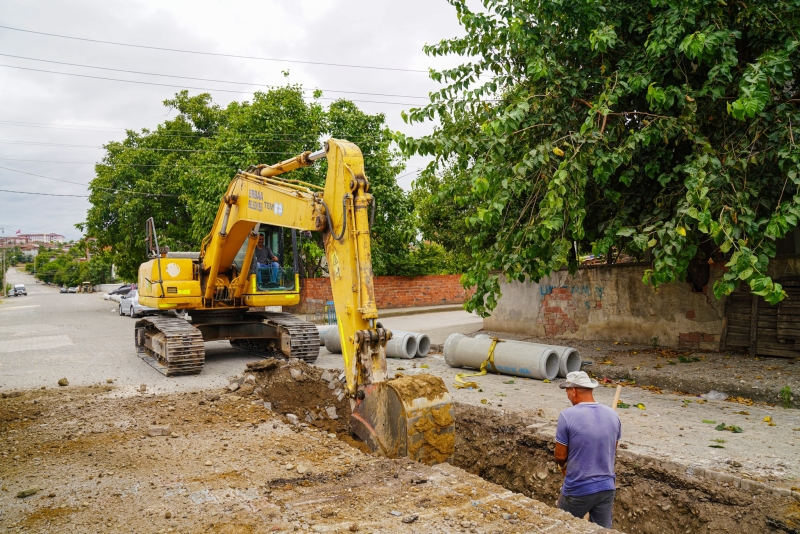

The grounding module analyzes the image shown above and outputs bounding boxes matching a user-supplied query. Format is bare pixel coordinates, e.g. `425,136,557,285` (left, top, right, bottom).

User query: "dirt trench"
453,404,800,534
252,360,800,534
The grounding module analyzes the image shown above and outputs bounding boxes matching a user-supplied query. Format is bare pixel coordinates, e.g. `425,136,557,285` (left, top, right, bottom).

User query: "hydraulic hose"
321,195,348,241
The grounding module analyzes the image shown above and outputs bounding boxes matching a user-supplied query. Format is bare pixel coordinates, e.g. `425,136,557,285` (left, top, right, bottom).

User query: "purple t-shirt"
555,402,621,497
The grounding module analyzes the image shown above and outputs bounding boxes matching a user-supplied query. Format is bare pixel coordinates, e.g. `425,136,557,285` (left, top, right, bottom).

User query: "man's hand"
554,442,568,476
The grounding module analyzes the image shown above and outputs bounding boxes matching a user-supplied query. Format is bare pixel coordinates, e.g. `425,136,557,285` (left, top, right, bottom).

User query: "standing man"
554,371,621,528
254,234,280,285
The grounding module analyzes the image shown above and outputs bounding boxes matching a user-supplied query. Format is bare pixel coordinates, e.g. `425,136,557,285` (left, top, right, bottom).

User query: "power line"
0,188,88,197
0,64,423,106
395,169,422,180
0,53,430,100
0,139,305,155
0,157,234,168
0,121,394,143
0,25,428,73
0,165,180,197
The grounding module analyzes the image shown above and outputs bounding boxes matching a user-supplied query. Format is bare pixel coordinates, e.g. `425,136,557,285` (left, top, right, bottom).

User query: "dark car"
108,284,134,296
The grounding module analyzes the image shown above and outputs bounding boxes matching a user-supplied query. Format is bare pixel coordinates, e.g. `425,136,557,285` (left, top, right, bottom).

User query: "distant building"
19,244,39,257
0,236,27,246
0,233,65,245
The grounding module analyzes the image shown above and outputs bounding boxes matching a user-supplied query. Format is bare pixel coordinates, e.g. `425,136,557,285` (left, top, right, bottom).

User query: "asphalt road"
0,268,482,393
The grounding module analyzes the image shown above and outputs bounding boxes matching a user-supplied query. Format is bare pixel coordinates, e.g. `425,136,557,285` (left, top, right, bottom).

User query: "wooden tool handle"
612,385,622,411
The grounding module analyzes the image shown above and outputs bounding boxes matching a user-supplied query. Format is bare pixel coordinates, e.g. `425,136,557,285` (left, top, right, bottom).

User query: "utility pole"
0,225,11,297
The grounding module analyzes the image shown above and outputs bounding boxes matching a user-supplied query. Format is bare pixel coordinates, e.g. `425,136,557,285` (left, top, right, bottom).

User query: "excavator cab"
232,226,297,292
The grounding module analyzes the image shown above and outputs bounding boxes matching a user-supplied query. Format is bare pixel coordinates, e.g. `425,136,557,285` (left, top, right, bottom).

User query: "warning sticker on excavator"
331,251,342,280
166,263,180,277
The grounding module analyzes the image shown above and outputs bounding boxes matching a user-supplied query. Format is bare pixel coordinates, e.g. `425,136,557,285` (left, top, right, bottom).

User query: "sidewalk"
379,303,465,317
295,303,466,324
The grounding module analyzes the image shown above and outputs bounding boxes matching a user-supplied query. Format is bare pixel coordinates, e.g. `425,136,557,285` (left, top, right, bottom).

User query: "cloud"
0,0,465,241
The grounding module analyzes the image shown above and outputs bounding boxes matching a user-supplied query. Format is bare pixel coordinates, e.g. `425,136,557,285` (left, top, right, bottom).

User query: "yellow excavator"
135,139,454,463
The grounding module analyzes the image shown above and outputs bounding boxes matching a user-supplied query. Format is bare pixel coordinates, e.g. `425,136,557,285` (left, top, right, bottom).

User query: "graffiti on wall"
536,285,605,335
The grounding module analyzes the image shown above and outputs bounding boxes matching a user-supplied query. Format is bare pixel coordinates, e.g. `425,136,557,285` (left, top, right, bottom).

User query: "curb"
378,305,465,318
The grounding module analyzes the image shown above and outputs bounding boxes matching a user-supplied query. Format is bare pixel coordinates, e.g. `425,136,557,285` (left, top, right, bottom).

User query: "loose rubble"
0,383,609,533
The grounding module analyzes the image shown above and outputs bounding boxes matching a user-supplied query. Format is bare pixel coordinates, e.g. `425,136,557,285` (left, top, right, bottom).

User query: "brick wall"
285,274,469,313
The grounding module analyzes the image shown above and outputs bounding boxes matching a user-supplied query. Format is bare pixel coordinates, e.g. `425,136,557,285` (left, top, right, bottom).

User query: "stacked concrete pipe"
317,325,335,346
474,334,581,377
388,331,431,357
444,333,559,381
322,328,418,359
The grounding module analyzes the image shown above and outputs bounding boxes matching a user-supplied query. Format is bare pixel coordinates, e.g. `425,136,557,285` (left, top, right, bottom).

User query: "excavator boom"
136,139,454,464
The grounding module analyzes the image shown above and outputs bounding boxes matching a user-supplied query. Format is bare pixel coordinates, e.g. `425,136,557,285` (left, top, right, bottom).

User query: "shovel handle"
612,385,623,411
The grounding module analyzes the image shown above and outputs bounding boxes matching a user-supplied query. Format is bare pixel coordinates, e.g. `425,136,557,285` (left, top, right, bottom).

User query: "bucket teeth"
135,316,205,376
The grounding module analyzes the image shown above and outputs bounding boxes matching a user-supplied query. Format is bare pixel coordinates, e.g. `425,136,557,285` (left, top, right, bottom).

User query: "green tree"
84,87,415,279
411,168,473,272
398,0,800,316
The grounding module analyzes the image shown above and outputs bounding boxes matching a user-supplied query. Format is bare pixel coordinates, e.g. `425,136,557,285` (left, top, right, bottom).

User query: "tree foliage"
83,87,414,280
397,0,800,316
30,241,113,287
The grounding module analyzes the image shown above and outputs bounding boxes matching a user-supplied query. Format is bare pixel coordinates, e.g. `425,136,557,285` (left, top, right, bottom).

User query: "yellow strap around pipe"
453,337,504,389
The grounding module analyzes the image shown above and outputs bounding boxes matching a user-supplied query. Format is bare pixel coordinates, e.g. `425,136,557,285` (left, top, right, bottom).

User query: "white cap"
558,371,599,389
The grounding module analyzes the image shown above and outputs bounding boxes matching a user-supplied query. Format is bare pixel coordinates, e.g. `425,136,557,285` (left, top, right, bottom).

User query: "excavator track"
230,312,320,363
135,316,205,376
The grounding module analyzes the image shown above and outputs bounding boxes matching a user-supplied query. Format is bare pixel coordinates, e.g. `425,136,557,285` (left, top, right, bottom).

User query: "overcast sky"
0,0,467,241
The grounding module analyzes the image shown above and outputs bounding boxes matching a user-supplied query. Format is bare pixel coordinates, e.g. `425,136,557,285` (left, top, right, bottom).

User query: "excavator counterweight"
134,139,454,464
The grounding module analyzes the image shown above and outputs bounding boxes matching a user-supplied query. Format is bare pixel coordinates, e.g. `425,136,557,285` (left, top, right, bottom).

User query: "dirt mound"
247,358,351,437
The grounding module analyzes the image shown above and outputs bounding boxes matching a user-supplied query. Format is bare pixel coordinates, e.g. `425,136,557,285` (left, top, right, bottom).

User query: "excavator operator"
254,233,279,286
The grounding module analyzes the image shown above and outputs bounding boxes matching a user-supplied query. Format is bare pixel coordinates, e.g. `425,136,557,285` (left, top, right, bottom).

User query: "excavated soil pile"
245,358,351,437
0,385,614,533
454,403,800,534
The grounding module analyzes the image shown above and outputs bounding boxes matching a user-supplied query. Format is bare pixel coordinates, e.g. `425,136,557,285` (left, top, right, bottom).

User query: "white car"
118,290,158,318
11,284,27,296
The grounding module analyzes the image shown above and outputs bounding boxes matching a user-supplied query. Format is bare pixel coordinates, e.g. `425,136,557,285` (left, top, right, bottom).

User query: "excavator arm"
197,140,388,399
141,139,454,463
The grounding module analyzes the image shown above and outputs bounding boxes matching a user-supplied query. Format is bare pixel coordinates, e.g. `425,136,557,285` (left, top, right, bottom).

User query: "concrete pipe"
324,330,418,360
386,333,418,359
475,334,581,378
323,329,342,353
390,331,431,357
317,325,335,346
445,333,559,381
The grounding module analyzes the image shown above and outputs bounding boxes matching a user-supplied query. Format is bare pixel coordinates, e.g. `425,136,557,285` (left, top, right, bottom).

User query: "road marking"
0,334,74,353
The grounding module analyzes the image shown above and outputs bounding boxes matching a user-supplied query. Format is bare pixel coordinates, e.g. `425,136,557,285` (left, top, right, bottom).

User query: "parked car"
67,287,78,293
118,290,157,318
109,284,133,296
107,283,135,302
60,287,68,293
12,284,27,296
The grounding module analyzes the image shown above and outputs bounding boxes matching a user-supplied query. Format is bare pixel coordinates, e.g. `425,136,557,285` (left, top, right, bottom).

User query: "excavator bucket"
350,374,455,465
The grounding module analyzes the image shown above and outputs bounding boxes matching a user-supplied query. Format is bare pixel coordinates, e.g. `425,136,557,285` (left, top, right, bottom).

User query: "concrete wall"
286,274,469,313
483,263,726,349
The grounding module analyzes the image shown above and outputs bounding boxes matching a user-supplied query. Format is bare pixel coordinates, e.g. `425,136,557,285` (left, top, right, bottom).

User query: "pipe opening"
416,335,431,357
543,351,560,380
563,350,581,374
403,335,418,359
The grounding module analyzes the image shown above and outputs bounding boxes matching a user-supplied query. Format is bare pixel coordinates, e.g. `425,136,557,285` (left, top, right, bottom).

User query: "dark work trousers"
557,489,616,528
